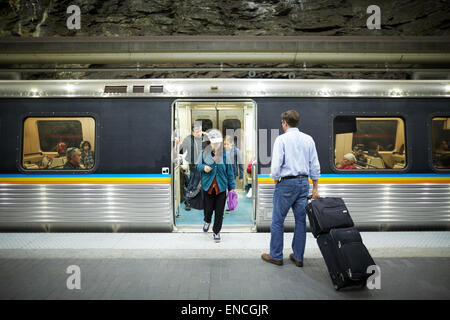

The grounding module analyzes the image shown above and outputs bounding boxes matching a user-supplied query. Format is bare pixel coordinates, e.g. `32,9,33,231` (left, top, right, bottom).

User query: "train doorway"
172,100,257,231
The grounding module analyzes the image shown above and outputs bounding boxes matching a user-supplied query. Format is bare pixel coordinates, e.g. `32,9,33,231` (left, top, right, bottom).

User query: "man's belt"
280,175,308,180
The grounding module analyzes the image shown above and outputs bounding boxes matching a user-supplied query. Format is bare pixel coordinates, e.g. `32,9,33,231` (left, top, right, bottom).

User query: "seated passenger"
337,153,357,169
45,141,67,169
80,140,95,169
368,141,382,157
56,141,67,157
436,154,450,169
353,144,367,165
435,140,449,154
224,136,244,184
246,158,253,198
367,141,390,168
63,148,82,169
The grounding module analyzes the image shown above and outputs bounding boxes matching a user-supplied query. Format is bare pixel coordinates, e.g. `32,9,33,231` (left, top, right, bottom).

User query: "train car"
0,79,449,232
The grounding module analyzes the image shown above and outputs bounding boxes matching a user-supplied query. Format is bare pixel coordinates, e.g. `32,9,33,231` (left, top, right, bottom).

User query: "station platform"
0,232,449,300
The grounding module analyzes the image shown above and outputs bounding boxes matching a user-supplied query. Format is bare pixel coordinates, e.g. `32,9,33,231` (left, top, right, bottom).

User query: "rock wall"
2,0,449,37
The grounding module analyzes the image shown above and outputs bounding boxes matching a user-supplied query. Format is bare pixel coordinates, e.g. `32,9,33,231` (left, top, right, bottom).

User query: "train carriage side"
255,97,450,231
0,97,173,232
0,80,449,232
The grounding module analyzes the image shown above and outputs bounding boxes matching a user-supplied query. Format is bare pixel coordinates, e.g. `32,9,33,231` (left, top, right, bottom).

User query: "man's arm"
270,137,284,183
178,136,188,154
311,179,319,199
309,139,321,198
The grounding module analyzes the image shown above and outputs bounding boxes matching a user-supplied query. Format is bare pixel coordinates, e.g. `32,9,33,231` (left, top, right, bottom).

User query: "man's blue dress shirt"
270,127,321,181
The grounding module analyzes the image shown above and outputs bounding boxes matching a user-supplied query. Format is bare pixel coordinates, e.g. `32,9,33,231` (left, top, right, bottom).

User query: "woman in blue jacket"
196,129,236,242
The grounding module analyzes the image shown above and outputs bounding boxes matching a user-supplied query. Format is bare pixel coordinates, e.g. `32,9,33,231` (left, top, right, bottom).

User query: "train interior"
22,117,96,170
334,117,407,170
432,117,450,169
173,101,256,228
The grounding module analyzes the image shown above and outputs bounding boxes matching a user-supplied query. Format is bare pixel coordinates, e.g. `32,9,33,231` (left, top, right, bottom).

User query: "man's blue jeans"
270,177,310,261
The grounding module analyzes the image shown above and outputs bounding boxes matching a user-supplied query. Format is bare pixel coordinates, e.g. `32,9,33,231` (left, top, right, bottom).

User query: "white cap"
344,153,356,162
207,129,223,143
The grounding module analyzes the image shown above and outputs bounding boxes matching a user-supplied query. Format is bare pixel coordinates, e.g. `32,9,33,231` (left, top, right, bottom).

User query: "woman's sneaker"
213,233,221,243
202,222,210,232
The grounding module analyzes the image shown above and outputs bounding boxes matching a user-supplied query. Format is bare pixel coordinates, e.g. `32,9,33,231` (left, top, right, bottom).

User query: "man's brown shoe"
261,253,283,266
289,253,303,267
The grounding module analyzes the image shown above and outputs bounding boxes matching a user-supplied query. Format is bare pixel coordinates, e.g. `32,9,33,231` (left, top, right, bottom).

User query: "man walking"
261,110,320,267
178,123,205,210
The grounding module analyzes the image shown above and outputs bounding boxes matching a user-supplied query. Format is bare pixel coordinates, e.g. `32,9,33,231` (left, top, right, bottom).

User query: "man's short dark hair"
281,110,300,127
66,148,80,161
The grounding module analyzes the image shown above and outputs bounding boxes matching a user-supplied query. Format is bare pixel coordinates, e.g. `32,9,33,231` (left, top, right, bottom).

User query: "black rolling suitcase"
317,227,376,290
307,197,376,290
306,197,354,237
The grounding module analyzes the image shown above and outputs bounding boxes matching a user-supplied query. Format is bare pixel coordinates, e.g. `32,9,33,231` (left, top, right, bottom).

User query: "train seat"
23,163,39,169
367,156,385,169
48,157,67,169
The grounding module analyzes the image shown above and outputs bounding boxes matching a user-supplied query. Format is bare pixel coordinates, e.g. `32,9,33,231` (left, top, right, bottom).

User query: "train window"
22,117,96,170
222,119,241,144
37,120,83,152
334,117,406,170
432,117,450,169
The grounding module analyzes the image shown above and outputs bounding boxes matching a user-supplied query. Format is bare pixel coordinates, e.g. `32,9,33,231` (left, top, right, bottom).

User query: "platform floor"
0,232,449,299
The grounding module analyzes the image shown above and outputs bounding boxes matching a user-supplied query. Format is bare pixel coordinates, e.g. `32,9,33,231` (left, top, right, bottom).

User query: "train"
0,79,449,232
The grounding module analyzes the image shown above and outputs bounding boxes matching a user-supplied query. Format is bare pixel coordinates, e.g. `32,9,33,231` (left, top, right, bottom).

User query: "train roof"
0,79,449,98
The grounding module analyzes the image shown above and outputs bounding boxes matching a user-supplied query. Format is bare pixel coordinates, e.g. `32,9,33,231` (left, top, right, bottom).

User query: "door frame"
170,99,258,230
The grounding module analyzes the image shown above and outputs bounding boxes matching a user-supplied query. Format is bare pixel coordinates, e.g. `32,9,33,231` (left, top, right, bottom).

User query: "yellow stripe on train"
257,177,450,184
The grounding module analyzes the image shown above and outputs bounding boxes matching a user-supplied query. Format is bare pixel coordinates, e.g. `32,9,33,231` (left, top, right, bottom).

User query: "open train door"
247,102,258,229
171,100,257,231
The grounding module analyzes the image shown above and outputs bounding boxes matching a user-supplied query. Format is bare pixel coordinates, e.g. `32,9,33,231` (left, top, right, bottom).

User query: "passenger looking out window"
80,140,95,169
337,153,357,169
63,148,82,170
432,117,450,169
